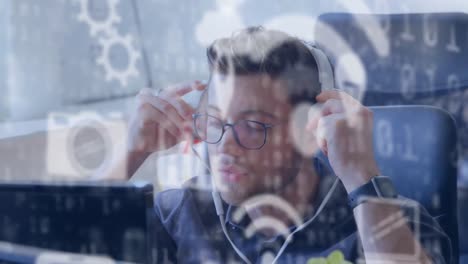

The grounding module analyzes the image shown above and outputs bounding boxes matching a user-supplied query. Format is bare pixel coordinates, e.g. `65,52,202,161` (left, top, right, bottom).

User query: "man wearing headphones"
117,27,451,263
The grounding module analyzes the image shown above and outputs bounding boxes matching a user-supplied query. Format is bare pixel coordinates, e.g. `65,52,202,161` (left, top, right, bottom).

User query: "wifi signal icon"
232,194,303,239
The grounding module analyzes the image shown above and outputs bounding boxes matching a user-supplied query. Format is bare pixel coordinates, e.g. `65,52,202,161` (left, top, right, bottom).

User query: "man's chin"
219,186,251,206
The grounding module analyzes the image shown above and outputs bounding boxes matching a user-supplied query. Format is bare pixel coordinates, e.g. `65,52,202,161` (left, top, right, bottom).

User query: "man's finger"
165,81,207,97
321,99,345,116
159,94,195,120
315,113,347,155
316,117,328,155
193,80,208,91
139,95,186,133
165,84,193,97
306,99,345,131
316,89,354,103
139,104,181,138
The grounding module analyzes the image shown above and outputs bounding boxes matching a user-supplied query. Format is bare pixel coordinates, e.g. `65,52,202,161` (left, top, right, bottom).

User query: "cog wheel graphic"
96,32,141,87
77,0,122,37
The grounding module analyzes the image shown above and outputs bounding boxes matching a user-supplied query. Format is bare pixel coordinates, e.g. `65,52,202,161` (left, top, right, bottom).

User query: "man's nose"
217,126,242,155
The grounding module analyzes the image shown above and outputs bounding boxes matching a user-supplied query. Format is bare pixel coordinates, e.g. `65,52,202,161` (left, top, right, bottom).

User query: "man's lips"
218,166,247,183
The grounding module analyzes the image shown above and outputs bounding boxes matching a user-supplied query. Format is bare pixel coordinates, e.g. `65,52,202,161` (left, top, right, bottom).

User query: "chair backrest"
459,186,468,261
370,105,459,260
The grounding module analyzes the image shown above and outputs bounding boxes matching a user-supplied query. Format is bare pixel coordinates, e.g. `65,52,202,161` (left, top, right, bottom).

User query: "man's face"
201,72,306,205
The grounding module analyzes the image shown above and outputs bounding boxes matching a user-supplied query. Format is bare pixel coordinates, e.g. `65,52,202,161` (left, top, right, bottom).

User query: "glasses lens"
234,120,266,149
194,114,223,144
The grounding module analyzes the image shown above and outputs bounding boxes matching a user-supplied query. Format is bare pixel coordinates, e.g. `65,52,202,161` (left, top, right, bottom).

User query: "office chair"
370,105,459,262
459,186,468,263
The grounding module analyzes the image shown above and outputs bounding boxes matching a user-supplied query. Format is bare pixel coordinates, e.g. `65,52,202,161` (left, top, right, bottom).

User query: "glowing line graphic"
244,217,289,238
338,0,390,57
233,194,303,239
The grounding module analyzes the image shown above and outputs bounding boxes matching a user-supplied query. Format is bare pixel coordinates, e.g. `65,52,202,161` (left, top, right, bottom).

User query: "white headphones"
302,41,336,91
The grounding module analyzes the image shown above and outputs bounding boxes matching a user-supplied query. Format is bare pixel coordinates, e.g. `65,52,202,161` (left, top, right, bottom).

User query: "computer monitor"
0,181,154,263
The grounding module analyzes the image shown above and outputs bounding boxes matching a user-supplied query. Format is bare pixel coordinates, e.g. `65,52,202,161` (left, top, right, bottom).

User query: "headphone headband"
302,41,335,91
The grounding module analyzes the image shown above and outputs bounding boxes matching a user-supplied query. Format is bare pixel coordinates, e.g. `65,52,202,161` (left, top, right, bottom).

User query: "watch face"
374,177,397,198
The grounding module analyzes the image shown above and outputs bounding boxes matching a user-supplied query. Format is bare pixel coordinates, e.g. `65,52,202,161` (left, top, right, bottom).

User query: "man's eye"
245,121,264,131
208,120,222,128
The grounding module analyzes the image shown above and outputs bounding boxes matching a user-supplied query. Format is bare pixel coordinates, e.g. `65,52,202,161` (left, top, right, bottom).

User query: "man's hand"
92,81,206,181
128,81,206,156
307,90,380,193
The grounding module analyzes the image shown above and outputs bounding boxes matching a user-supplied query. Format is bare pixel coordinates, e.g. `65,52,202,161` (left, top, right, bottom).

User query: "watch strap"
348,179,379,209
348,176,397,209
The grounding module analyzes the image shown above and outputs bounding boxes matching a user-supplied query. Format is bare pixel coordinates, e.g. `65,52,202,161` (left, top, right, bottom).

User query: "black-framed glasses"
193,113,274,150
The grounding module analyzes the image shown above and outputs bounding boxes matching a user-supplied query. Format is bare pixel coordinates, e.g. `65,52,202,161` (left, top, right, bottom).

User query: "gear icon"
96,32,141,87
77,0,122,37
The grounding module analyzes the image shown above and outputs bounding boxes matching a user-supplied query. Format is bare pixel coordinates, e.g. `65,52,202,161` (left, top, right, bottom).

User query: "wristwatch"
348,176,398,209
